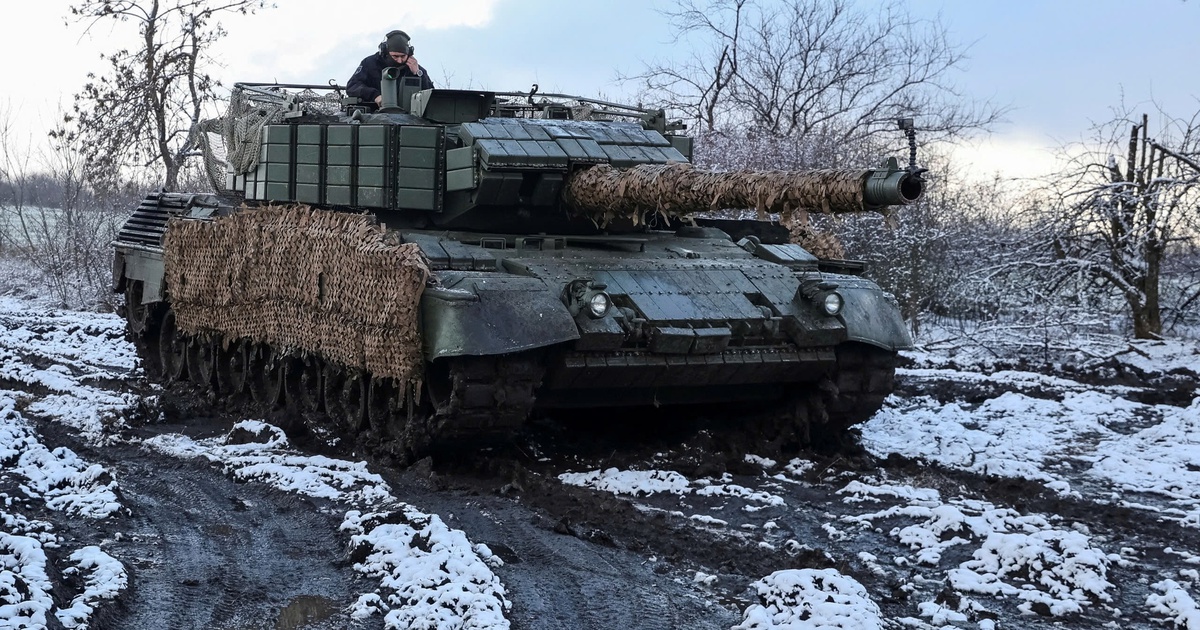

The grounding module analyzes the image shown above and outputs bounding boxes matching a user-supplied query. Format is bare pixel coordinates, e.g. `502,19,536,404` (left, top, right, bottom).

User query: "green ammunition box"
396,167,435,189
399,147,436,169
396,188,435,210
296,125,322,144
400,125,439,147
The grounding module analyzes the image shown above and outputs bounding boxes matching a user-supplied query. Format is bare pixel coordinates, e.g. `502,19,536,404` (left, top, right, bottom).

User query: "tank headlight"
821,291,844,316
587,292,611,318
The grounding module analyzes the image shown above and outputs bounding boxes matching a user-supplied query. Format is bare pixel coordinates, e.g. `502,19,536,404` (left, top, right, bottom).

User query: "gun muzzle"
863,157,925,208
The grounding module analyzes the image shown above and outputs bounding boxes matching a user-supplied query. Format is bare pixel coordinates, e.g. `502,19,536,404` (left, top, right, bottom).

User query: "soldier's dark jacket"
346,44,435,104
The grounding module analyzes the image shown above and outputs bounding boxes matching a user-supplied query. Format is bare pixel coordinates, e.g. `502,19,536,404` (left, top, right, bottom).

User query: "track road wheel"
124,282,154,337
322,366,348,429
385,379,438,465
339,370,369,434
158,310,187,382
247,345,284,407
186,335,217,390
367,378,399,433
286,355,323,413
216,341,249,397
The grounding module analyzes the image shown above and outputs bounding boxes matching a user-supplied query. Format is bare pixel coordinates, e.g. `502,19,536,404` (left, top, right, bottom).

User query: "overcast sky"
1,0,1196,179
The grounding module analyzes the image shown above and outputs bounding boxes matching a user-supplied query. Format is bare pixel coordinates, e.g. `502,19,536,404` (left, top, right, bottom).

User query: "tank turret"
114,78,926,461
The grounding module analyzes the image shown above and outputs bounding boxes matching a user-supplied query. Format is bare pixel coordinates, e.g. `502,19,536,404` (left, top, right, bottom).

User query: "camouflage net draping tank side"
162,205,431,385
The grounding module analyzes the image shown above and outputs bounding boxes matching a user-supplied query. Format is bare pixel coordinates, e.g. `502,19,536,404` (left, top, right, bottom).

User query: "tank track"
123,282,543,463
796,342,898,452
828,343,898,430
739,342,897,457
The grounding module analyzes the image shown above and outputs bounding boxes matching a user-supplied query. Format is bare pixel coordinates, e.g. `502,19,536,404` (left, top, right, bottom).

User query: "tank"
112,77,925,460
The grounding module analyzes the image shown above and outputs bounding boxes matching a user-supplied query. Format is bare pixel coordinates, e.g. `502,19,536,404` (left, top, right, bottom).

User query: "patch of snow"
838,481,940,505
342,508,510,630
55,546,128,629
0,299,139,439
782,458,815,477
695,483,785,506
862,388,1146,494
143,421,391,504
733,569,882,630
1,392,121,519
0,296,138,371
1146,579,1200,629
558,468,692,496
842,478,1113,616
0,391,127,630
916,601,968,624
948,529,1113,615
693,571,718,586
1089,398,1200,505
743,454,777,469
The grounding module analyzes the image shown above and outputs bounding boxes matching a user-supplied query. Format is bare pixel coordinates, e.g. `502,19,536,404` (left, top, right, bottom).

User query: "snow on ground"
1148,580,1200,629
560,468,786,508
342,508,508,629
1,292,508,629
908,321,1200,377
864,372,1200,526
840,482,1115,618
144,420,392,505
732,568,882,630
0,295,139,440
558,338,1200,626
0,390,127,629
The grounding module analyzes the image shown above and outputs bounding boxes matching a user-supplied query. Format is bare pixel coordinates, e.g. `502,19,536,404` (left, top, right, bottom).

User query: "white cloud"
946,133,1067,182
0,0,501,146
215,0,500,80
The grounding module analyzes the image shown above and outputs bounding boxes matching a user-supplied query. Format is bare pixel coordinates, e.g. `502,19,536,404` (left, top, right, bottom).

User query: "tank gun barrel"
563,158,924,225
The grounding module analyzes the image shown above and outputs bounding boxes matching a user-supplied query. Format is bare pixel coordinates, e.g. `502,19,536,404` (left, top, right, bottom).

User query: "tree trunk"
1137,244,1163,339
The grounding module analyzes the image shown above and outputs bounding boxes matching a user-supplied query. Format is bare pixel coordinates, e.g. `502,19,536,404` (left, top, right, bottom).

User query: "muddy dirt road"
3,297,1199,629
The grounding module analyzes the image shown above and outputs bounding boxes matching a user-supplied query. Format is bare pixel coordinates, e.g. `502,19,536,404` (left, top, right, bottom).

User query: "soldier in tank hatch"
347,29,435,107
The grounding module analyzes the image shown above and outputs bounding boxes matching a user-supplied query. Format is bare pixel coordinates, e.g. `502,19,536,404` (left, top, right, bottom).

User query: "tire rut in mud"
359,457,743,630
44,423,374,630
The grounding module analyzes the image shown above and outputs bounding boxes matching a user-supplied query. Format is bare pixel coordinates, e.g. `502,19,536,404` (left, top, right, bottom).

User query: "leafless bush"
1,113,126,310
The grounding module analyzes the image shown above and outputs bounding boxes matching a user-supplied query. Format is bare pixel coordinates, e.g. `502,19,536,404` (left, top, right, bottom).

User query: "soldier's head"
386,30,413,64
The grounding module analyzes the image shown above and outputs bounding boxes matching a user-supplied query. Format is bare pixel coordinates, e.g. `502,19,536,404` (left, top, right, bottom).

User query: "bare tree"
52,0,268,192
629,0,1004,145
1036,109,1200,339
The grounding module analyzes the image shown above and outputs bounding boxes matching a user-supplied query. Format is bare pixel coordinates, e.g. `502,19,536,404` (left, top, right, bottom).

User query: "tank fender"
835,280,913,351
116,247,166,303
421,273,580,358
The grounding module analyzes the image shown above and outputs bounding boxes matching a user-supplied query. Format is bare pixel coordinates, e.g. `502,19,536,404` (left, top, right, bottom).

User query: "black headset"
385,30,415,56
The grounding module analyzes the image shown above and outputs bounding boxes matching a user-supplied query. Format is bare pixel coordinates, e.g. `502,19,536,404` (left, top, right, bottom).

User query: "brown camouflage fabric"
163,205,430,384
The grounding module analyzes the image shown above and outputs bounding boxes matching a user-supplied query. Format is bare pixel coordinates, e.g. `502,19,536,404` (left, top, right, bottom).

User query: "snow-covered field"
2,282,1199,629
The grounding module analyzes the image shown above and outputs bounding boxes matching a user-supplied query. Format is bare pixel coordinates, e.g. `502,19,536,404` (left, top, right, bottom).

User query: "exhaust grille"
116,194,193,247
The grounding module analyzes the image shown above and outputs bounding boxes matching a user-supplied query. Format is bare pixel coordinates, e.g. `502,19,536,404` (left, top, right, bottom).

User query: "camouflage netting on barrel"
163,205,431,384
563,163,874,227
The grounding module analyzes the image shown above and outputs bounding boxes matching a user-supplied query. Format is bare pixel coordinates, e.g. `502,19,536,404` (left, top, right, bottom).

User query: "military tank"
112,74,924,460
